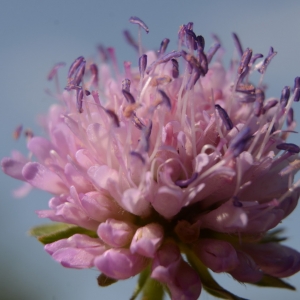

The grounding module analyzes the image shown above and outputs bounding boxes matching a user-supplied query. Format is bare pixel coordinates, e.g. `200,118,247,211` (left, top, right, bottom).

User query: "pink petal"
1,157,26,180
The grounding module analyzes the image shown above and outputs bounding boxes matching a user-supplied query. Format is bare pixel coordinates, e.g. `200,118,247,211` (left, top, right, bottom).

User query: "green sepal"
97,273,118,287
29,222,98,244
250,274,295,291
260,228,287,244
185,249,248,300
130,266,151,300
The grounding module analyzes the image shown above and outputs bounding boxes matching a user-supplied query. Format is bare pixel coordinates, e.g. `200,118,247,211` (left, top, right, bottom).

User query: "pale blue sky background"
1,1,300,299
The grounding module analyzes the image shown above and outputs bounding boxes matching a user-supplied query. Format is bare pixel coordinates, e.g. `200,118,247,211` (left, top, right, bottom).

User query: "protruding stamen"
76,88,84,113
229,127,252,157
146,51,182,74
276,143,300,153
175,172,198,188
254,88,265,117
236,84,255,95
13,125,23,140
129,16,149,33
232,32,243,57
181,50,201,71
196,35,205,50
73,60,86,86
185,28,197,51
198,48,208,76
258,47,277,74
250,53,263,65
122,79,131,92
122,89,135,104
159,38,170,56
171,59,179,78
287,108,294,126
238,48,252,74
158,90,172,110
47,62,66,80
123,30,139,51
68,56,84,78
24,129,34,139
280,86,290,107
186,69,201,90
293,78,300,102
105,109,120,127
262,99,278,114
206,43,221,63
90,64,99,87
138,54,147,79
215,104,234,130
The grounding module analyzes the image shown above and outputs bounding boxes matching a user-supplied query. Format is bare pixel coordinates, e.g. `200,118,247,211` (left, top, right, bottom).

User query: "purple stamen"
293,88,300,102
175,172,198,188
13,125,23,140
85,90,91,96
76,88,84,113
215,104,234,130
276,143,300,153
129,16,149,33
73,60,86,86
158,90,172,110
122,89,135,104
171,59,179,78
68,56,84,78
238,48,252,74
258,47,277,74
181,50,201,70
262,99,278,114
130,151,145,164
232,33,243,57
254,88,265,117
159,38,170,56
236,83,255,95
185,28,197,51
90,63,99,86
280,86,290,107
122,79,131,92
287,108,294,127
139,54,147,79
146,51,181,74
123,30,139,51
232,196,243,207
196,35,205,50
206,43,221,63
229,127,252,157
250,53,263,65
97,45,109,62
294,77,300,89
105,109,120,127
198,48,208,75
186,68,201,90
47,62,66,81
132,114,145,130
186,22,194,30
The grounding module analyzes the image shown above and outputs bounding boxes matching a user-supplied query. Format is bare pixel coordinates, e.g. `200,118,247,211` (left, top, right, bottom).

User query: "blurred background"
1,0,300,299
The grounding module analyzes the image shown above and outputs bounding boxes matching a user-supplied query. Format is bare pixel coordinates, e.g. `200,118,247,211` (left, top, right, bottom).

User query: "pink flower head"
2,18,300,299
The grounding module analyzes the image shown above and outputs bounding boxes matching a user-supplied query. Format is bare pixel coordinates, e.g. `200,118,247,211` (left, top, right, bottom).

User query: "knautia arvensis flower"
2,17,300,300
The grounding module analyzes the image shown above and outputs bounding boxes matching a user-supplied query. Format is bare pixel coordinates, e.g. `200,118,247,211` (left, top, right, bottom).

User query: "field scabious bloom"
2,17,300,299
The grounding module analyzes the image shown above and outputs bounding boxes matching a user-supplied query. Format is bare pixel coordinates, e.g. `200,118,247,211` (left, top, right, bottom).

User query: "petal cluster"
2,20,300,300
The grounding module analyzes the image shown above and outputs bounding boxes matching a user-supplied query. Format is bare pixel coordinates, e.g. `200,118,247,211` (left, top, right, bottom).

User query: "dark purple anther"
146,51,181,74
186,22,193,30
158,90,172,110
139,54,147,79
232,196,243,207
280,86,290,107
129,16,149,33
294,77,300,89
287,108,294,126
105,109,120,127
215,104,234,130
73,60,86,86
175,172,198,188
254,88,265,117
123,30,139,51
68,56,84,78
232,33,243,57
206,43,221,63
130,151,145,164
258,47,277,74
293,88,300,102
132,114,145,130
85,90,91,96
171,59,179,78
238,48,252,74
198,48,208,75
90,63,99,86
122,79,131,92
76,88,84,113
196,35,205,50
122,89,135,104
236,84,255,95
276,143,300,153
229,127,252,157
185,28,197,51
250,53,263,65
159,38,170,56
181,50,201,70
47,62,66,81
262,99,278,114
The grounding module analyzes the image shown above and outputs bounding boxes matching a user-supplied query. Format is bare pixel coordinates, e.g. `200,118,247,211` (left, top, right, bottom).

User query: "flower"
2,18,300,300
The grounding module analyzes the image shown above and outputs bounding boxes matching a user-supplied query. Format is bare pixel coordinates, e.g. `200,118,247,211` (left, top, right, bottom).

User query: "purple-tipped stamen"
258,47,277,74
132,114,145,130
276,143,300,154
175,172,198,188
250,53,264,65
196,35,205,50
229,126,252,157
186,68,201,90
158,90,172,110
76,88,84,113
122,89,135,104
198,48,208,75
139,54,147,79
13,125,23,140
90,63,99,87
293,88,300,102
215,104,234,130
122,79,131,92
129,16,149,33
123,30,139,51
287,108,294,127
280,86,291,107
159,38,170,56
262,99,278,114
85,90,91,96
232,32,243,57
186,22,194,30
254,88,265,117
206,43,221,63
236,83,256,96
47,62,66,81
238,48,252,74
72,60,86,86
181,50,201,70
105,109,120,127
68,56,84,78
171,59,179,79
185,28,197,51
146,51,181,74
130,151,145,164
232,196,243,207
97,45,109,62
